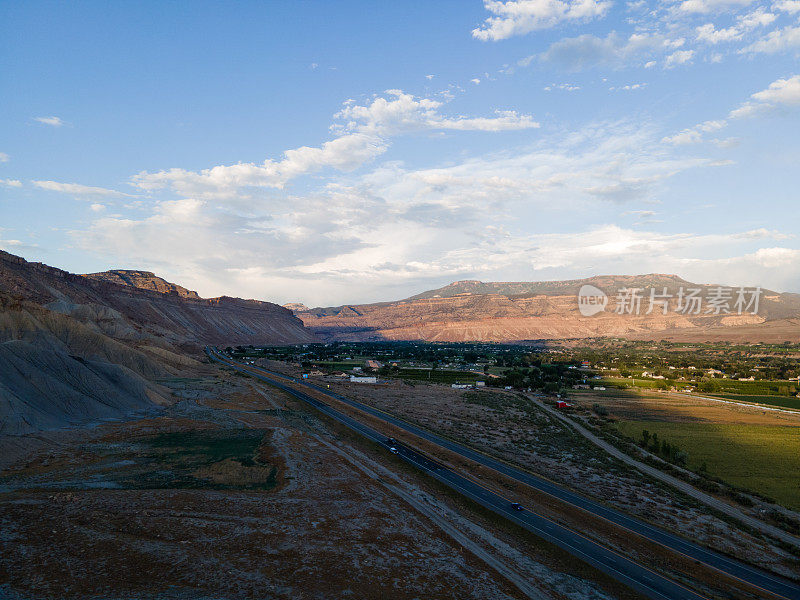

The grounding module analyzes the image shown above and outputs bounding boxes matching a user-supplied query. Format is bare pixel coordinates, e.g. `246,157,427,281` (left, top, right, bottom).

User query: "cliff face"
295,276,800,343
0,251,317,435
0,251,318,349
84,269,201,299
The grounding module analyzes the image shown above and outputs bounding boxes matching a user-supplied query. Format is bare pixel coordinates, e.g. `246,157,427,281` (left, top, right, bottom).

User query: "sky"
1,0,799,306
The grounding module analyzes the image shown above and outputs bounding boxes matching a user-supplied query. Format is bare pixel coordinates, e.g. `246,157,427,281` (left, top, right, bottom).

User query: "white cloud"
425,74,435,80
750,74,800,104
696,8,776,43
34,116,65,127
1,179,22,187
662,75,800,145
665,49,695,67
772,0,800,13
134,91,540,199
473,0,612,41
0,152,9,163
32,180,132,197
544,82,581,90
738,7,777,28
609,83,646,90
536,32,679,70
662,119,726,144
741,25,800,53
729,74,800,117
697,23,743,43
678,0,756,14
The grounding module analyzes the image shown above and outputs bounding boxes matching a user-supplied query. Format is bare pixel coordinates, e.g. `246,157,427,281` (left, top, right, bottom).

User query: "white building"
350,375,377,383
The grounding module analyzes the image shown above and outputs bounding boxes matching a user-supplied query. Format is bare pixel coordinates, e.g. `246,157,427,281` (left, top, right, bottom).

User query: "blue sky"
1,1,799,305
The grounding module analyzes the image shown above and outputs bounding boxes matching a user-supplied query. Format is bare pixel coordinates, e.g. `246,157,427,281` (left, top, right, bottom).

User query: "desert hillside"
0,251,317,350
0,251,317,435
293,275,800,343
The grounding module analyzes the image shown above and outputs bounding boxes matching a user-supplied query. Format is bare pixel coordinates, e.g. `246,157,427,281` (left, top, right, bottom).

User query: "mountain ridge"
291,274,800,343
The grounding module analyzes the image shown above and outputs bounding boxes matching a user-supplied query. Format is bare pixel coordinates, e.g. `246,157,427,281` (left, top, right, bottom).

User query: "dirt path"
525,393,800,549
250,384,551,600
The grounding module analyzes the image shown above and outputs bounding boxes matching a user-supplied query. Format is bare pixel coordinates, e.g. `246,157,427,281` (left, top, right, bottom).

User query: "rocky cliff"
0,251,317,350
0,251,317,435
84,269,201,299
293,275,800,343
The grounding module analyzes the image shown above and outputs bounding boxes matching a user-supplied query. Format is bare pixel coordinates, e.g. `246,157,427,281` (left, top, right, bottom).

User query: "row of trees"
639,430,688,466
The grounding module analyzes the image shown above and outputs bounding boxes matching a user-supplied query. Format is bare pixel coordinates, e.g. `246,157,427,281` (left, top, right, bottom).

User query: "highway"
207,347,800,600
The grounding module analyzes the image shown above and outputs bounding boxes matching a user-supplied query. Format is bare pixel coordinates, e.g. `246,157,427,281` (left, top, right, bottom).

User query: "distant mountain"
296,275,800,343
405,275,694,300
84,269,201,299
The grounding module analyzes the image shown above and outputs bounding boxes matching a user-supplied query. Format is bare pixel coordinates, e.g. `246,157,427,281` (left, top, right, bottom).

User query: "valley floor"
0,367,626,600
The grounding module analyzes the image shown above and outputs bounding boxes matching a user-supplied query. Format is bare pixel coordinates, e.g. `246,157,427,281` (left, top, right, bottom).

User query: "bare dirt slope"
0,251,316,437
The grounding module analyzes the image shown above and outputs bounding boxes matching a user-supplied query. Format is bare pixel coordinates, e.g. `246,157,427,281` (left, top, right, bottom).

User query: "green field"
707,394,800,410
604,377,798,397
615,421,800,509
393,368,483,384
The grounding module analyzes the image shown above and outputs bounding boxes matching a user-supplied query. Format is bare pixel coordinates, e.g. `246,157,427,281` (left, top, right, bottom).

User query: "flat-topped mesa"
294,274,800,343
406,274,694,301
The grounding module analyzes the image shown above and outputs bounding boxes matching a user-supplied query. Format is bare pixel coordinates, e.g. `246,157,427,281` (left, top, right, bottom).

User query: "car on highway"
510,502,524,511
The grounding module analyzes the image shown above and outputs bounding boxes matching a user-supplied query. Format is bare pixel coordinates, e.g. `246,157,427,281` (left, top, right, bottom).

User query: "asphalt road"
208,348,800,600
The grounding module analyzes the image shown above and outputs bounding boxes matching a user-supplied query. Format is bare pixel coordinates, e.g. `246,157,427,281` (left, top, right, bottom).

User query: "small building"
556,400,570,409
593,386,606,391
573,384,590,390
451,383,471,389
350,375,377,384
365,360,383,369
475,381,486,387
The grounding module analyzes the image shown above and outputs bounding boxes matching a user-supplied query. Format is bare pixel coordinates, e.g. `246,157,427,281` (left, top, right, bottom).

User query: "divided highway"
207,348,800,600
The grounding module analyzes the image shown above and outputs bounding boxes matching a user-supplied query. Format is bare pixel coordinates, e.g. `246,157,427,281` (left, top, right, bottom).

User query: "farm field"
595,377,800,410
615,421,800,510
393,368,483,384
603,377,799,396
707,394,800,410
577,385,800,510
